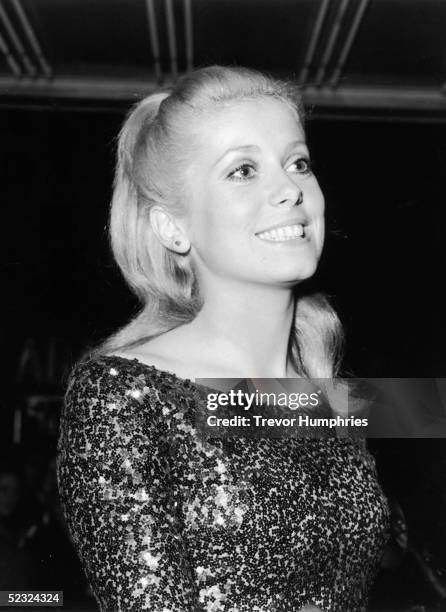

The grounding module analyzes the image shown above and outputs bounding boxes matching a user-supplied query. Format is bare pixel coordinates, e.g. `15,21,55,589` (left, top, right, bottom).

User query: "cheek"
312,182,325,216
307,185,325,253
197,193,254,246
314,217,325,253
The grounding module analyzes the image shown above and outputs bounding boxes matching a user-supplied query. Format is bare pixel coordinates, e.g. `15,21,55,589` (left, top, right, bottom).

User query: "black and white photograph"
1,1,446,611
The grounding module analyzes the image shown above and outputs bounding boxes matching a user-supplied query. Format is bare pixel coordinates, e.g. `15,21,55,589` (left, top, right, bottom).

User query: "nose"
269,173,303,208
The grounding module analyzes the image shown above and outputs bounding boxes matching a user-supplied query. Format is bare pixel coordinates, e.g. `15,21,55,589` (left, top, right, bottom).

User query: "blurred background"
1,0,446,610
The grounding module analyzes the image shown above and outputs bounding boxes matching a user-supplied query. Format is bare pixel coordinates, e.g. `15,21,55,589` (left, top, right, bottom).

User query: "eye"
289,157,312,174
227,162,256,182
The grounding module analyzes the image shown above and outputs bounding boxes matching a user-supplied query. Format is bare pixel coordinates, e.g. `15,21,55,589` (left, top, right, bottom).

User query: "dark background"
1,0,446,610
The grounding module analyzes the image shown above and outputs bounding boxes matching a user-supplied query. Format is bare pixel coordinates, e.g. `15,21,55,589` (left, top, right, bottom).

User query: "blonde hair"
95,65,344,377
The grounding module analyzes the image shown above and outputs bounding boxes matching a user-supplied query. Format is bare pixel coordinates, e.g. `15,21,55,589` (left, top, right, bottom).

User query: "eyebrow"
214,139,307,167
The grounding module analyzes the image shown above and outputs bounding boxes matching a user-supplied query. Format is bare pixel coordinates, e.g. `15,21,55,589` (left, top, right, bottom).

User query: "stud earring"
174,239,181,246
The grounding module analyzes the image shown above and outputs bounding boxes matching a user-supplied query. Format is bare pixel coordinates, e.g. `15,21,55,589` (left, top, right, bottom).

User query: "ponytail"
110,93,168,300
94,92,202,355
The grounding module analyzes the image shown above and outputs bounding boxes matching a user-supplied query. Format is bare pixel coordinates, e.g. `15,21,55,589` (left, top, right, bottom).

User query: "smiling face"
181,97,325,291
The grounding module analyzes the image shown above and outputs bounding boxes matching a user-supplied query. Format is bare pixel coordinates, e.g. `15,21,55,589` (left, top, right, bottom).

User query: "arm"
56,361,198,611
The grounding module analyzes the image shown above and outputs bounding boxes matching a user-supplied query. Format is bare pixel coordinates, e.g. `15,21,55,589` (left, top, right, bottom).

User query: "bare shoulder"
107,326,202,381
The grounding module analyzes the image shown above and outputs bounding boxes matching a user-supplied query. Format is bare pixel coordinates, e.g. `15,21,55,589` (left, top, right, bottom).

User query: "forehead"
191,98,305,156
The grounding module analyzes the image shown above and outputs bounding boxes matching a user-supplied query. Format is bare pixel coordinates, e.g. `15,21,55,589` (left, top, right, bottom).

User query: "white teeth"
257,224,304,242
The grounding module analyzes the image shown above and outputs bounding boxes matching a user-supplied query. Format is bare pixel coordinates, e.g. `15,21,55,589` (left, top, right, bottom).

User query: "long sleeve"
56,360,198,611
57,356,390,611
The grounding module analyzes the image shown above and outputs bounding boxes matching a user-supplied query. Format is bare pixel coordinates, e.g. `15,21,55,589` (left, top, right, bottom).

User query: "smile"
256,224,305,242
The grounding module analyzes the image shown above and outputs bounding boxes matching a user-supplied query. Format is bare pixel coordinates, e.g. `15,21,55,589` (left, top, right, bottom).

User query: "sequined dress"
57,355,390,612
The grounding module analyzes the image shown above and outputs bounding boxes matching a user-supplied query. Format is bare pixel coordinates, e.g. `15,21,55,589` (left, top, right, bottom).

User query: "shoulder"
63,353,200,421
109,346,186,380
63,355,166,425
67,353,174,394
59,356,175,465
66,354,143,399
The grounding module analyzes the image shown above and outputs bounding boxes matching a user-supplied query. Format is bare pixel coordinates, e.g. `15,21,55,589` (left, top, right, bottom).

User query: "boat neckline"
97,353,230,394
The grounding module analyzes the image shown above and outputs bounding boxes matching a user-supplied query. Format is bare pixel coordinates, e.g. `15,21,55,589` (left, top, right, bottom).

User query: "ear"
149,206,191,254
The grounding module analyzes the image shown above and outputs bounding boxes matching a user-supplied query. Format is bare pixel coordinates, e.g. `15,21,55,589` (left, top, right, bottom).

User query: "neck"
185,279,297,378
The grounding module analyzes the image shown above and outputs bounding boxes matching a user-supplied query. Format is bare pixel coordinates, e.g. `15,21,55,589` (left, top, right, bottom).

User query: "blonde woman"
57,65,389,612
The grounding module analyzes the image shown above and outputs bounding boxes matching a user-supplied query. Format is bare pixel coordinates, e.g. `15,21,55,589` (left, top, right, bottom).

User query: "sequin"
57,355,390,611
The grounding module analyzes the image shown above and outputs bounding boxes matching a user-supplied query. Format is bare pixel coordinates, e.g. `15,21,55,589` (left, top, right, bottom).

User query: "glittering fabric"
57,355,390,612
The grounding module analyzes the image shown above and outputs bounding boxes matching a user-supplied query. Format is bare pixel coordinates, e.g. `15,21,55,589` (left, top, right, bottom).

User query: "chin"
263,267,318,287
281,256,320,282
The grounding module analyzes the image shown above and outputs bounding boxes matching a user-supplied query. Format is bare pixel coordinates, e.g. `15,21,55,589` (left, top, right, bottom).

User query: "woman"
57,65,390,611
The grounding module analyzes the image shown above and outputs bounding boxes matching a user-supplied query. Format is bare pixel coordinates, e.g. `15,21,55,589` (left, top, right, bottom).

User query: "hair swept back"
92,64,343,378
